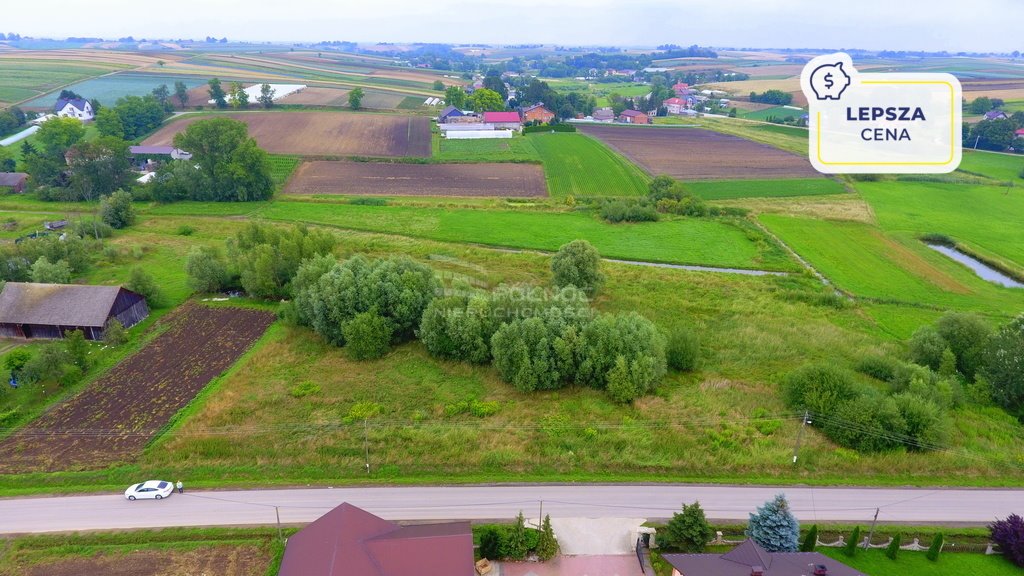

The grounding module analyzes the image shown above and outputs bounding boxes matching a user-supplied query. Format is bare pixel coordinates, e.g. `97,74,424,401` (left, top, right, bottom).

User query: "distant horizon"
3,0,1020,54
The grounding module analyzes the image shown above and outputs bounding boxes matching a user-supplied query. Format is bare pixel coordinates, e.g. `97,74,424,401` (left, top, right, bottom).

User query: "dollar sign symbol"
824,72,834,89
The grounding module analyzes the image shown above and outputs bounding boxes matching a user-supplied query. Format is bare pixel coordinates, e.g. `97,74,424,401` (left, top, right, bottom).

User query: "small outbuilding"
482,111,522,131
0,282,149,340
278,502,474,576
0,172,29,193
619,109,650,124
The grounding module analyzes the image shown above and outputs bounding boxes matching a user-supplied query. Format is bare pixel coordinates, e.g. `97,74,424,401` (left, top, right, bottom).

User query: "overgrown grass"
957,150,1024,182
687,178,845,200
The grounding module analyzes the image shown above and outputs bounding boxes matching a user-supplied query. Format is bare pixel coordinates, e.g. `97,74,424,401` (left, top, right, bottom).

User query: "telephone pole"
864,508,880,550
363,418,370,475
792,410,810,464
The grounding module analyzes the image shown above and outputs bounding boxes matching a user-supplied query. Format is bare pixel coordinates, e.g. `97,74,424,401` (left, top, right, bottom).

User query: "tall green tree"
800,525,818,552
551,239,603,295
36,117,86,157
444,85,467,109
30,256,72,283
152,84,171,111
482,69,508,100
126,266,162,307
258,83,275,108
208,78,228,108
94,107,125,138
843,526,861,557
172,117,274,201
470,88,504,112
536,515,559,561
99,189,136,229
67,137,132,200
230,82,249,109
662,501,713,552
348,87,364,110
174,80,189,108
984,315,1024,417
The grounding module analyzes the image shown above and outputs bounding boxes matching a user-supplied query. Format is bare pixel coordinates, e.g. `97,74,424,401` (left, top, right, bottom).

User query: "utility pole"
363,418,370,475
275,506,284,542
792,410,810,464
864,508,880,550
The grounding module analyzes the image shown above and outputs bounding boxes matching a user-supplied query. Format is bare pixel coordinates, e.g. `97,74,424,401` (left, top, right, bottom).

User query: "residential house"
0,172,29,193
663,539,865,576
618,109,649,124
481,111,522,131
54,98,94,121
672,82,689,97
591,107,615,122
522,103,555,124
1015,128,1024,138
983,110,1009,121
663,97,687,115
438,105,465,124
278,502,474,576
0,282,149,341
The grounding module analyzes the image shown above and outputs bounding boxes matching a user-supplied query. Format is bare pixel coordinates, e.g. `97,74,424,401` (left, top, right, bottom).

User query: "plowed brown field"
577,124,819,180
285,161,548,197
143,112,431,157
0,304,275,472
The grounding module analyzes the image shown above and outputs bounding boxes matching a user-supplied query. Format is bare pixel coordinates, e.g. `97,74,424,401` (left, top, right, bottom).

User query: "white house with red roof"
664,97,687,115
481,111,522,131
672,82,690,97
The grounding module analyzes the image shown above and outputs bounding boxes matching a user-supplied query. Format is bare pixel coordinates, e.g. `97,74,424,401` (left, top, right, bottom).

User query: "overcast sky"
5,0,1020,52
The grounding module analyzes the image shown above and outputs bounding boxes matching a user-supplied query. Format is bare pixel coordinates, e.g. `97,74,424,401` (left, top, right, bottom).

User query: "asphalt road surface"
2,484,1022,534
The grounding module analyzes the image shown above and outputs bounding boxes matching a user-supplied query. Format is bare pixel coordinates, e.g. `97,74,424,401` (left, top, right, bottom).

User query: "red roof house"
522,103,555,124
278,502,474,576
482,111,522,124
672,82,689,96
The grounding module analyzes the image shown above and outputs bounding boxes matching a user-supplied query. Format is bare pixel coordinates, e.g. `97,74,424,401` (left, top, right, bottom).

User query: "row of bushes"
477,513,558,561
593,175,749,223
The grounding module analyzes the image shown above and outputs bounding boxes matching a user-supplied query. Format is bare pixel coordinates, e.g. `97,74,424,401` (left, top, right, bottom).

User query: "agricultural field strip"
0,304,275,473
284,161,548,197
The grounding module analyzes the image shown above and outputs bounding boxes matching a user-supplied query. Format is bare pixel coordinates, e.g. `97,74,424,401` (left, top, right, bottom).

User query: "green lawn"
687,178,845,200
819,548,1019,576
957,150,1024,182
256,200,791,270
856,180,1024,271
528,132,650,197
740,106,806,121
759,214,1024,314
0,59,129,105
433,134,540,163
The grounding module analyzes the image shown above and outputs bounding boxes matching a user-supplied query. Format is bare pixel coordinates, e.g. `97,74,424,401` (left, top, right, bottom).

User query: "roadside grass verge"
687,178,845,200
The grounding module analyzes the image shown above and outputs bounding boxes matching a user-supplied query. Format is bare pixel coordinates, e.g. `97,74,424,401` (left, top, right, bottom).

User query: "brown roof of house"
277,502,474,576
663,540,867,576
0,173,28,187
0,282,128,328
620,109,646,117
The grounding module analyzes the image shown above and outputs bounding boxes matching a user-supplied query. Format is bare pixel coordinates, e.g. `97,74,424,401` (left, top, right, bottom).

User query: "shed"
0,282,149,340
0,172,29,193
482,111,522,130
438,105,465,123
278,502,474,576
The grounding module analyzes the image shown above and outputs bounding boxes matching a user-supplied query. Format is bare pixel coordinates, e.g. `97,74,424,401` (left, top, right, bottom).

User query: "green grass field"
687,178,845,200
856,180,1024,271
529,132,650,197
819,548,1019,576
957,150,1024,182
0,59,130,105
759,214,1024,314
739,106,806,121
23,73,209,108
433,134,540,163
256,200,791,270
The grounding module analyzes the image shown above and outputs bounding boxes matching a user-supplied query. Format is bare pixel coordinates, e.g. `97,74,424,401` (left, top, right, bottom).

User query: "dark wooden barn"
0,282,149,341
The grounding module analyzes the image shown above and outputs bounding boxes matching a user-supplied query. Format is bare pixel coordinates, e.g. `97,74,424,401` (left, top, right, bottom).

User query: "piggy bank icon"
809,62,851,100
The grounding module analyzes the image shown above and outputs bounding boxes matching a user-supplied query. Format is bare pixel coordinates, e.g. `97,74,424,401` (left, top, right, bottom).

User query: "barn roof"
0,173,28,187
278,502,473,576
482,111,521,123
0,282,132,328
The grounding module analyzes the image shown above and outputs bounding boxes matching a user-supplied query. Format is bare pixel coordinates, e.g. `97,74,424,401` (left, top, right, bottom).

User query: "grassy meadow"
529,132,650,197
687,178,845,200
817,548,1020,576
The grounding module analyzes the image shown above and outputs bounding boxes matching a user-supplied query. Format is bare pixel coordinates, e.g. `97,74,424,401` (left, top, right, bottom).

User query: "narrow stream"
605,259,788,276
925,243,1024,288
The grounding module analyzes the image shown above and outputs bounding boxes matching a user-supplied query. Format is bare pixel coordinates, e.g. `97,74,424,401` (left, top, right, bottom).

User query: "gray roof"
0,282,129,327
663,540,866,576
129,145,176,155
0,173,27,187
55,98,89,113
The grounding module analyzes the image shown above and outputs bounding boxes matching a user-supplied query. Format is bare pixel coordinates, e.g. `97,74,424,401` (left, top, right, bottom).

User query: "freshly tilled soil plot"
577,124,820,180
0,304,275,473
285,161,549,197
143,111,432,157
20,546,270,576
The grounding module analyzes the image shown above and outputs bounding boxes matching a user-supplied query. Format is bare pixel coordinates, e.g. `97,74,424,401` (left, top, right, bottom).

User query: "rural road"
2,484,1022,534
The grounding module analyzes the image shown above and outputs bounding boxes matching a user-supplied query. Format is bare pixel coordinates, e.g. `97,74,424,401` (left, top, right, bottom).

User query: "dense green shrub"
492,314,581,392
854,354,901,382
886,533,902,560
29,256,72,284
551,239,604,295
103,319,128,346
662,501,713,552
575,312,667,400
342,311,394,360
99,189,136,229
983,315,1024,417
784,364,862,417
293,255,439,346
935,312,993,380
536,515,559,560
185,246,231,293
926,533,944,561
126,266,162,307
843,526,861,557
419,293,496,364
666,327,700,372
599,198,659,223
801,525,818,552
907,325,948,371
824,395,905,452
228,223,336,299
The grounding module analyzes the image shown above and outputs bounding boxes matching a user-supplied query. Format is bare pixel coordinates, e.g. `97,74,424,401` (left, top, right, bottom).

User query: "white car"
124,480,174,500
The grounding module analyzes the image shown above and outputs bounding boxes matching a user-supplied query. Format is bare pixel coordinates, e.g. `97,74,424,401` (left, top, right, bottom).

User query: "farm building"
482,111,522,130
522,103,555,124
438,105,464,123
619,109,650,124
662,539,864,576
0,172,29,193
54,98,94,121
278,502,473,576
591,107,616,122
0,282,149,341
